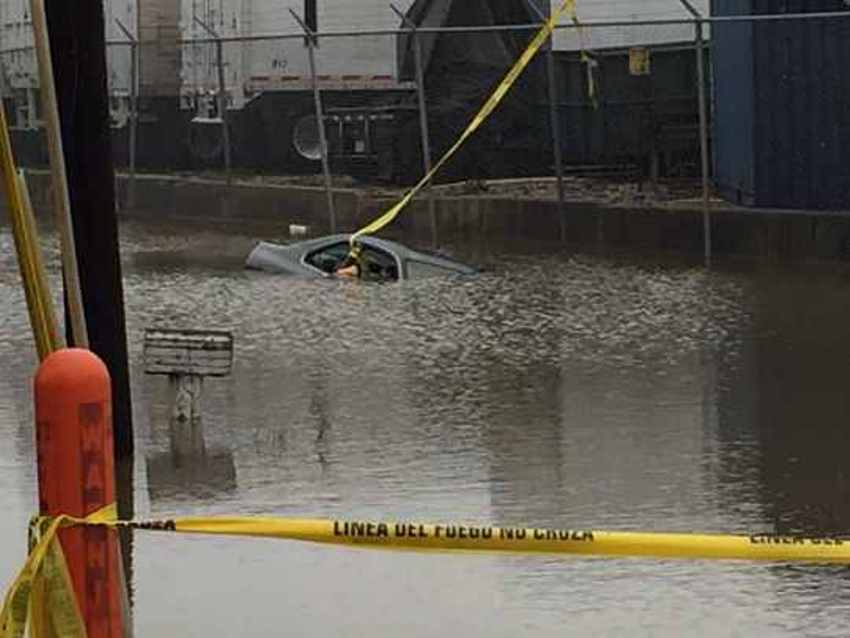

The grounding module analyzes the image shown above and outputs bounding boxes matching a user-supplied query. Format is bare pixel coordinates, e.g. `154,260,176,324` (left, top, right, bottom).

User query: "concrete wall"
13,171,850,262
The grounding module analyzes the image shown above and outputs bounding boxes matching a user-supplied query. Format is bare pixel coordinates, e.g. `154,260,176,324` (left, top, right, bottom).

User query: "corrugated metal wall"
713,0,850,210
712,0,756,204
553,46,706,175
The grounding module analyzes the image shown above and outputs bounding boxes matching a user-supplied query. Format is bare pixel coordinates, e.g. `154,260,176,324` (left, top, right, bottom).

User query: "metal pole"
290,9,336,233
115,19,138,207
696,23,711,266
391,3,436,246
130,40,139,205
547,47,566,241
390,4,432,173
523,0,566,241
194,17,231,185
216,39,232,184
678,0,711,266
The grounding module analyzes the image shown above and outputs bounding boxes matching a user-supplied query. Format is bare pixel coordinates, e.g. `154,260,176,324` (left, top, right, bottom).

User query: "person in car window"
334,247,361,278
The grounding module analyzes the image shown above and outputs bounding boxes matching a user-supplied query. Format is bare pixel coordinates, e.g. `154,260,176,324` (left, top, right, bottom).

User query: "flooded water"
3,213,850,637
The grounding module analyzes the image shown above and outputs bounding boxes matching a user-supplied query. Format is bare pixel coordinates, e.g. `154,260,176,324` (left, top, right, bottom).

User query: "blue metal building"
712,0,850,210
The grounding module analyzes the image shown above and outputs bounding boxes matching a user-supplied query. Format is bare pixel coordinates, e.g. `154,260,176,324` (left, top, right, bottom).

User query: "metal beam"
390,3,432,174
390,3,438,246
675,0,712,266
290,8,337,233
173,9,850,45
0,10,818,50
115,18,138,207
523,0,567,240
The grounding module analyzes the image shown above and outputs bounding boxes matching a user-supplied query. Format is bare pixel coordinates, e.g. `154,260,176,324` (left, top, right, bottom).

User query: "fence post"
194,17,232,185
391,3,437,246
678,0,712,266
695,23,711,267
523,0,566,241
35,348,125,637
290,9,336,233
115,19,138,208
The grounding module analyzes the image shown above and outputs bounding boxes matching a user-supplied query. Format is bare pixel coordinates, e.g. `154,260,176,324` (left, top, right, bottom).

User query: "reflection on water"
143,397,237,504
3,216,850,636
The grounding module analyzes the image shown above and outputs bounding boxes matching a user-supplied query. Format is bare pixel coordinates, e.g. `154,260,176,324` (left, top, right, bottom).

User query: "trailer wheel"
292,114,322,162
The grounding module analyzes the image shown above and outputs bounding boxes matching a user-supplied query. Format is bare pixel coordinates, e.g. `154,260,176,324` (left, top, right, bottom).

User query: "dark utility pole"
45,0,134,459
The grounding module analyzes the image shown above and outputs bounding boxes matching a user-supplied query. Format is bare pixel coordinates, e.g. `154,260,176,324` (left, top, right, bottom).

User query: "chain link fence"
2,4,849,217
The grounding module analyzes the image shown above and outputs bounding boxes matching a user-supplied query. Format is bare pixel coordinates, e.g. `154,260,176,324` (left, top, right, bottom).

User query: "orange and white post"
35,349,125,637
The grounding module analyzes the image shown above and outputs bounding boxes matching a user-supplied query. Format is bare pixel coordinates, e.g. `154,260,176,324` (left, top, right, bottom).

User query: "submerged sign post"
142,328,234,423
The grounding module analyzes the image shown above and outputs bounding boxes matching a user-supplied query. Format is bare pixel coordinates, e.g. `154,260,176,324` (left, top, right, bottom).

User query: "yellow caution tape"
5,510,850,635
0,98,62,361
110,517,850,563
0,503,116,638
350,0,578,243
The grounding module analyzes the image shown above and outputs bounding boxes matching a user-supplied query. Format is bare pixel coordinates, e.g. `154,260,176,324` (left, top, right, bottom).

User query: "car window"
359,246,399,282
406,259,459,279
305,242,351,274
304,241,399,281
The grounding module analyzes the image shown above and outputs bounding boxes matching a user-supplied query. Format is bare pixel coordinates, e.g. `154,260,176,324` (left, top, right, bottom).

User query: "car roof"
292,234,477,274
246,234,477,277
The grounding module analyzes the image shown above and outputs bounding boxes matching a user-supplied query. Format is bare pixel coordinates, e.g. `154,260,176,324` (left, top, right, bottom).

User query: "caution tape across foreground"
5,510,850,637
123,517,850,561
350,0,577,243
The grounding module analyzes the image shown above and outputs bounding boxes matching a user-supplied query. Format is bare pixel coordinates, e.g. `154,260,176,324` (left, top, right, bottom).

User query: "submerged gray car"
245,234,477,281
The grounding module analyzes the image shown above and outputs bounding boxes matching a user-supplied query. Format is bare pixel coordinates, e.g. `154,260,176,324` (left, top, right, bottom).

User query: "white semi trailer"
179,0,710,108
181,0,416,109
0,0,137,129
180,0,420,172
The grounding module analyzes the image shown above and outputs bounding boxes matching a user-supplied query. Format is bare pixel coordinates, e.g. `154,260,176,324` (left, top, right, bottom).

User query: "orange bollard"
35,348,125,637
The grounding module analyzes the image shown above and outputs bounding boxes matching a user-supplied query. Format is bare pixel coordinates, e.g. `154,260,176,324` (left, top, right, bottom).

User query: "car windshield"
305,241,399,281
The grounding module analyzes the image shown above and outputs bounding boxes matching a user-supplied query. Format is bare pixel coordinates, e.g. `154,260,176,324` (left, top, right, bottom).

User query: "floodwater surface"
2,214,850,637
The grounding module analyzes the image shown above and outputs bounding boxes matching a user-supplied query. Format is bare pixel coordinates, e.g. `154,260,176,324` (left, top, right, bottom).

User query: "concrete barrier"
7,170,850,261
